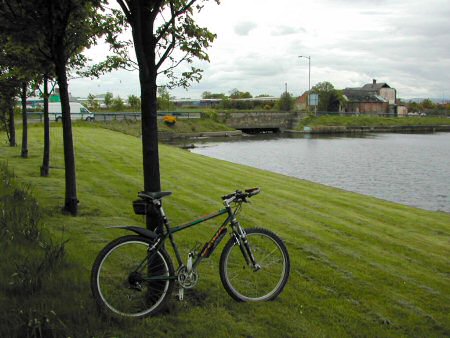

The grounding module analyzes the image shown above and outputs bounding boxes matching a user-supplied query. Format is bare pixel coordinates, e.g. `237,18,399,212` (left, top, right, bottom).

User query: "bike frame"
136,202,249,282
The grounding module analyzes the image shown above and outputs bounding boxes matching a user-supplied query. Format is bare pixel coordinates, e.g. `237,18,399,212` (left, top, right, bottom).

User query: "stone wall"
219,112,302,131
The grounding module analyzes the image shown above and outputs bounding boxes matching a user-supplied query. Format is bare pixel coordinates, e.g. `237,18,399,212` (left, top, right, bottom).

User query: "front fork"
231,220,261,271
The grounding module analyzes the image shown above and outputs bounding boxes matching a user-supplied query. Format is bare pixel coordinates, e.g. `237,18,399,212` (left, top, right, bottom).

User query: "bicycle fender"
108,226,158,240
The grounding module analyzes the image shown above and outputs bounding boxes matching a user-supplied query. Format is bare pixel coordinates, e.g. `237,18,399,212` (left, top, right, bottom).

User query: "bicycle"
90,188,290,318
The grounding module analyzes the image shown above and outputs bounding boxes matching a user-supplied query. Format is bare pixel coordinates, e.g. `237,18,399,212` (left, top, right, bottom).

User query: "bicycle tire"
91,235,174,318
219,228,290,302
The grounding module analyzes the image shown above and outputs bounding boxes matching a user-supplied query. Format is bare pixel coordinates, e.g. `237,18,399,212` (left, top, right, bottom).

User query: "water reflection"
188,132,450,213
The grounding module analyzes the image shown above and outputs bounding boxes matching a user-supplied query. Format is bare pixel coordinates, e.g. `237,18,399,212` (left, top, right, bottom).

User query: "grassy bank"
1,125,449,337
298,116,450,129
90,118,234,137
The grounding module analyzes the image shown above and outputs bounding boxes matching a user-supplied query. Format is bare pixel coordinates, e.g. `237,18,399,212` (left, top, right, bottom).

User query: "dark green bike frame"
133,203,256,282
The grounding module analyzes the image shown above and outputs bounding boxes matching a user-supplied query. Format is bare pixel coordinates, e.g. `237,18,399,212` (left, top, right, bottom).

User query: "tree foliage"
421,98,435,110
87,93,100,110
104,92,113,108
0,0,120,215
112,95,125,111
311,81,342,112
277,92,294,112
202,91,226,99
157,87,173,110
127,94,141,110
229,89,252,99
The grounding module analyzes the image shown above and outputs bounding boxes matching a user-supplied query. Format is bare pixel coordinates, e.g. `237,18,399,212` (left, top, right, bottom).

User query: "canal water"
190,132,450,213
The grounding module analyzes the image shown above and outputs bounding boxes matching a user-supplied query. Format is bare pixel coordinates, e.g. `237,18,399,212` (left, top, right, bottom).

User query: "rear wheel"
91,235,174,318
220,228,290,302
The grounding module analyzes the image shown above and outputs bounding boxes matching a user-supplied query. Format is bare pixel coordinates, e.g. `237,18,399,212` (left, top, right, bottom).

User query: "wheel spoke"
92,237,174,317
220,229,290,302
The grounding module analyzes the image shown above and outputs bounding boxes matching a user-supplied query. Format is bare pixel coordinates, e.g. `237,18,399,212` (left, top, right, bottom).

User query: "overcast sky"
69,0,450,100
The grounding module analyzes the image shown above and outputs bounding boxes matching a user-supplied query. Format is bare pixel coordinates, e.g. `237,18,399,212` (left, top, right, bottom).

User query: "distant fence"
26,112,93,122
94,112,201,121
27,111,201,122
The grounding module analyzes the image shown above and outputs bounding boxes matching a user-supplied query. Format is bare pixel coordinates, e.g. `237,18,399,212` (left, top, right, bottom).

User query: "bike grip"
221,193,235,200
246,187,260,197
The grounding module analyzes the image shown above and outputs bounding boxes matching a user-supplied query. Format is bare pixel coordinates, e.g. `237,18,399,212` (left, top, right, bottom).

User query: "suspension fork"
230,219,259,270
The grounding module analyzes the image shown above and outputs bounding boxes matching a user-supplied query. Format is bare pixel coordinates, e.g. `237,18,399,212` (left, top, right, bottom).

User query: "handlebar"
221,188,260,204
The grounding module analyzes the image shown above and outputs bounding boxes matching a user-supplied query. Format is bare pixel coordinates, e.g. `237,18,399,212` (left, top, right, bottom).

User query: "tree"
1,25,59,174
157,87,173,111
202,91,226,99
229,89,252,99
127,94,141,110
277,91,294,111
311,81,341,112
421,98,435,110
104,92,113,109
0,77,19,146
116,0,219,230
112,95,125,111
0,33,43,154
40,75,55,177
0,37,20,147
0,0,118,215
20,82,28,157
87,93,100,110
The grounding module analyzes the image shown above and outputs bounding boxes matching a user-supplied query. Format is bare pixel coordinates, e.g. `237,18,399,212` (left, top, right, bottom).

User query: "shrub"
200,109,219,121
1,163,67,296
163,115,176,125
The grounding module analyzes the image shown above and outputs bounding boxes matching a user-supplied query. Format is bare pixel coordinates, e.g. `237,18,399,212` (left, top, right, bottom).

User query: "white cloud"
69,0,450,99
234,21,258,36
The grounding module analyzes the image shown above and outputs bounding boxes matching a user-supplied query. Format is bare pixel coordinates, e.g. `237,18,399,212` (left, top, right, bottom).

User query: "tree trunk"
140,71,162,231
140,75,161,194
129,5,162,231
55,60,78,216
41,74,50,177
8,98,16,147
21,82,28,158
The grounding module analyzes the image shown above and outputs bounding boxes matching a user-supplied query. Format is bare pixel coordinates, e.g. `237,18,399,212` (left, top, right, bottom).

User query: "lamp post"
298,55,311,111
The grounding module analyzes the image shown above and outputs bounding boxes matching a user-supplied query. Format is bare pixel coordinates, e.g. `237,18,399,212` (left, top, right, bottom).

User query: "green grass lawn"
298,115,450,129
1,124,449,337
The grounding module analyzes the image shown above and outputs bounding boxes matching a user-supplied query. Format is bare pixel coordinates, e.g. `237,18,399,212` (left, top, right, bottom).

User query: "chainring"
177,266,199,289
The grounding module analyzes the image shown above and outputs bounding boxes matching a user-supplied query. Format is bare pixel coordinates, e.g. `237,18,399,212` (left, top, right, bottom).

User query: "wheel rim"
96,240,170,317
224,232,287,301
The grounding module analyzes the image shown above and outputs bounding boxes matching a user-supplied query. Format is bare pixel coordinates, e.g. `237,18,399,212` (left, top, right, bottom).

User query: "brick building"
343,80,397,115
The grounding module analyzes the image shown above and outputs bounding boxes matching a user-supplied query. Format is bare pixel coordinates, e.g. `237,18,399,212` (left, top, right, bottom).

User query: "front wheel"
91,235,174,318
219,228,290,302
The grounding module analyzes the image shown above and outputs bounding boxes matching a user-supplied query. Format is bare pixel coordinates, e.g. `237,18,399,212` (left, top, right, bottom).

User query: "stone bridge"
219,112,304,132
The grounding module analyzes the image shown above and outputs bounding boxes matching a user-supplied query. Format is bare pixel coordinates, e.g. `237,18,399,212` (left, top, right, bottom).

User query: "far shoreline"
287,124,450,135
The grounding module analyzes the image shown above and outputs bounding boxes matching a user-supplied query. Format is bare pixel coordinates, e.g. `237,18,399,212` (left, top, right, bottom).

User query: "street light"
298,55,311,111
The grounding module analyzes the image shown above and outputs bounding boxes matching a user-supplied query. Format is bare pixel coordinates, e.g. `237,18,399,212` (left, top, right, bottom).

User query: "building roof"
343,89,388,103
343,79,394,103
346,80,392,94
361,82,391,91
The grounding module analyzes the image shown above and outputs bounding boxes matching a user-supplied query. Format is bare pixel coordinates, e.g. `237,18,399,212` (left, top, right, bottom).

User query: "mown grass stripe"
1,124,449,337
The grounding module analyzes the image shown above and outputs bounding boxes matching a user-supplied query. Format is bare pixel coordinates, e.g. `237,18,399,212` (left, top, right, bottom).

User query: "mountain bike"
90,188,290,318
